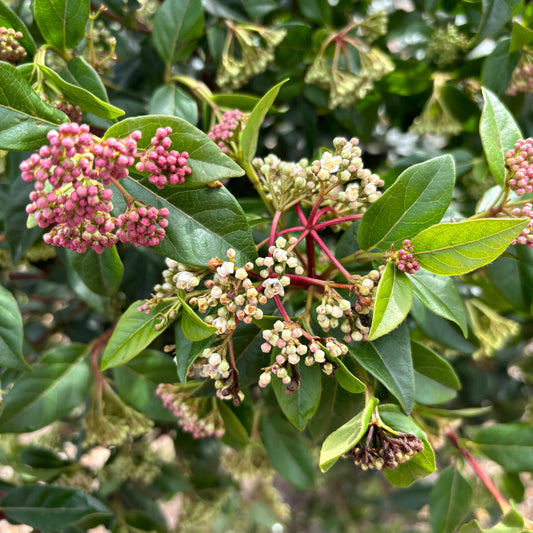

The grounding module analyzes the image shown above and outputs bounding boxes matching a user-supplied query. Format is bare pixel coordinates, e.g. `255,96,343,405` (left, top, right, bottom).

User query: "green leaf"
272,362,321,430
409,269,468,336
61,57,108,102
211,93,263,111
461,508,525,533
477,0,521,41
152,0,204,64
351,322,414,413
474,424,533,471
412,341,460,405
0,344,91,433
334,357,366,393
37,64,124,119
510,21,533,52
100,300,179,370
241,79,288,166
149,84,198,124
260,414,315,489
481,39,520,96
177,296,217,341
368,262,413,341
0,62,67,151
104,115,244,186
480,87,522,186
429,466,473,533
112,349,178,423
218,400,249,448
34,0,89,51
411,218,529,276
319,397,378,472
0,485,111,530
380,404,436,487
0,1,37,56
67,246,124,296
174,317,214,383
0,285,30,371
358,155,455,251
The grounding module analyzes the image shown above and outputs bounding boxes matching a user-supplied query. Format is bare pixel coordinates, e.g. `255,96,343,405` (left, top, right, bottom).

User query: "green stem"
242,161,274,215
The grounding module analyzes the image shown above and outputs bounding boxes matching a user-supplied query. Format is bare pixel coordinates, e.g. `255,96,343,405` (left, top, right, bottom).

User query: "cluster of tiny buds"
0,26,26,63
426,25,470,67
395,240,420,274
136,127,191,189
151,258,202,300
207,110,244,154
505,138,533,195
115,204,169,247
512,203,533,248
52,97,83,124
506,48,533,97
257,236,304,277
345,423,425,471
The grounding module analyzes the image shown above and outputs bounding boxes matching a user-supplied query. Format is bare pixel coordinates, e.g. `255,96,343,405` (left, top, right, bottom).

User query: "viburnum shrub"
0,0,532,531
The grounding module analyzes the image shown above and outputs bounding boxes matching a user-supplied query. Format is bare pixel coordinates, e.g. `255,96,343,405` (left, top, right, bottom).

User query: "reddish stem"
276,225,306,237
269,210,283,248
312,206,335,223
294,203,309,226
311,230,353,280
314,213,363,231
273,294,292,323
447,431,511,514
286,273,351,289
287,229,309,252
90,326,115,387
306,233,316,277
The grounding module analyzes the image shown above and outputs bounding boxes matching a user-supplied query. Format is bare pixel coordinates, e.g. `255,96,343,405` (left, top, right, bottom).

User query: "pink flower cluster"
505,138,533,196
396,240,420,274
20,123,175,254
136,127,191,189
512,204,533,247
207,109,243,153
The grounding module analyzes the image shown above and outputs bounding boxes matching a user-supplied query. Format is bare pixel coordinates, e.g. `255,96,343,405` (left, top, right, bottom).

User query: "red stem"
312,206,335,223
294,203,309,226
269,210,283,248
311,230,353,280
447,431,511,514
314,213,363,231
273,295,291,323
276,225,306,236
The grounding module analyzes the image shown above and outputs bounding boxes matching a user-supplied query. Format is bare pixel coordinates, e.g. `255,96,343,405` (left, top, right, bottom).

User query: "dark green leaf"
34,0,89,50
0,344,91,433
19,447,73,469
429,466,473,533
260,414,315,489
218,400,249,448
0,1,37,56
149,84,198,124
358,155,455,251
101,300,179,370
61,57,108,102
242,0,277,17
368,262,413,341
0,485,111,530
477,0,521,41
67,246,123,296
411,219,529,276
351,323,414,413
319,398,378,472
0,284,30,371
297,0,331,24
334,357,365,393
152,0,204,64
0,62,66,151
480,87,522,186
178,296,217,341
481,39,520,96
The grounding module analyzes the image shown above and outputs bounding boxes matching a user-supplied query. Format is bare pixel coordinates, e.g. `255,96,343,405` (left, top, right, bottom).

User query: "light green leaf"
358,155,455,251
0,285,30,371
368,262,413,341
177,296,217,341
100,300,179,370
319,397,378,472
334,357,366,393
149,84,198,124
510,21,533,52
480,87,522,186
411,218,529,276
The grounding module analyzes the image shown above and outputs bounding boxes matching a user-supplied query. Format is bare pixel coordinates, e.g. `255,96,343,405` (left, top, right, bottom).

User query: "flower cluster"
388,240,420,274
346,423,424,471
506,47,533,97
136,127,191,189
505,138,533,195
426,25,470,67
511,204,533,247
207,109,244,154
115,204,169,247
157,383,225,438
0,26,26,63
216,23,286,90
82,19,117,76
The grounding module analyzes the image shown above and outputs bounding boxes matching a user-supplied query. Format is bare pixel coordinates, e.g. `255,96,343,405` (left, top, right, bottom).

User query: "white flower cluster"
153,258,201,298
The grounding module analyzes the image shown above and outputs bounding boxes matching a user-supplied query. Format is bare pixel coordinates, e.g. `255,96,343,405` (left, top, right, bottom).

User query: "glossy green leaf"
260,414,315,489
334,357,366,393
380,404,436,487
0,284,29,371
0,62,66,151
149,84,198,124
412,219,528,276
0,485,111,530
0,1,37,56
100,300,179,370
67,246,124,296
272,362,321,430
178,296,218,341
368,262,413,341
218,400,249,448
112,349,178,423
319,397,378,472
510,21,533,52
413,405,492,418
174,317,214,383
480,88,522,186
429,466,473,533
409,269,468,336
34,0,89,50
351,323,414,413
211,93,262,111
474,424,533,471
412,341,460,405
358,155,455,251
61,57,108,102
0,344,91,433
37,64,124,119
241,79,287,166
477,0,521,41
152,0,204,64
